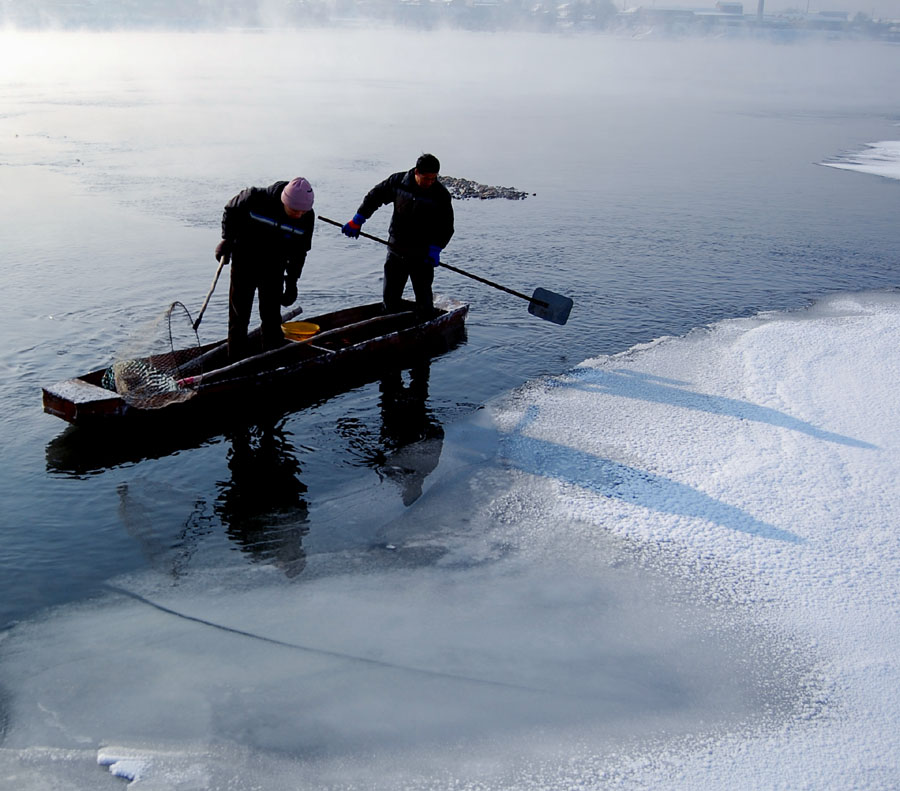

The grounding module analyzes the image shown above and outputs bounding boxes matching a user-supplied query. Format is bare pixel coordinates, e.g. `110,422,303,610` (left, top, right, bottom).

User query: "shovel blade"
528,287,573,326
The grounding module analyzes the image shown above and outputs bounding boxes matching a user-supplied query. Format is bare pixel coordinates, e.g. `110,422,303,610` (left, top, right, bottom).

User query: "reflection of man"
215,423,309,578
378,362,444,506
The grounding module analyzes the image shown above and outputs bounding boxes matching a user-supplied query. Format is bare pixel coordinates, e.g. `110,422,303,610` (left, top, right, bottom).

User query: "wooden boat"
43,297,468,426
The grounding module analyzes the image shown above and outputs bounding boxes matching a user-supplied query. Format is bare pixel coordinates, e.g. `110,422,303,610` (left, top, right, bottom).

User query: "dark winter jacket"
222,181,314,278
357,169,454,256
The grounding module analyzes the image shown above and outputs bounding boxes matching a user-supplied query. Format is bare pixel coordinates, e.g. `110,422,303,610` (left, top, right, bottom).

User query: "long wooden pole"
318,216,548,308
193,254,228,331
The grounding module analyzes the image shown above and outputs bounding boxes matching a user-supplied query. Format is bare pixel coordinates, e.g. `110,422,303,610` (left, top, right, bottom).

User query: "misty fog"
2,0,898,36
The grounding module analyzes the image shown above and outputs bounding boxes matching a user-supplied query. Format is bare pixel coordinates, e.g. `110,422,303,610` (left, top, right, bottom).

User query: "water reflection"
376,362,445,506
335,358,445,506
44,355,449,583
215,421,310,578
45,420,219,478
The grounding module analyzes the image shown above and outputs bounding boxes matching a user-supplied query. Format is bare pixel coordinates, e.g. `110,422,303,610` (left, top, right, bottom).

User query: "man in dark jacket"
341,154,453,317
215,177,315,361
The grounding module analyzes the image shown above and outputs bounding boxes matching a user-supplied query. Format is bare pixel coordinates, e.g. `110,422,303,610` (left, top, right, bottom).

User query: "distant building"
715,1,743,13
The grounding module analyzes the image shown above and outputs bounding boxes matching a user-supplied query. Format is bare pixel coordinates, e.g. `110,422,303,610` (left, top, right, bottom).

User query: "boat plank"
45,377,120,405
41,298,468,426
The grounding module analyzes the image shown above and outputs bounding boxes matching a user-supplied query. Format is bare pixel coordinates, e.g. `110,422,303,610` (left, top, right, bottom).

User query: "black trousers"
383,249,435,316
228,258,285,361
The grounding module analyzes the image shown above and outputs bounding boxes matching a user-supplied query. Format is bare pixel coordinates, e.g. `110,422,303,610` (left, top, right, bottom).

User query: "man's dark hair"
415,153,440,174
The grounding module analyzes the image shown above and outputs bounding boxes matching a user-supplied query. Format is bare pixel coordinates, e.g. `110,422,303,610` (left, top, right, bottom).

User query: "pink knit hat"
281,177,314,211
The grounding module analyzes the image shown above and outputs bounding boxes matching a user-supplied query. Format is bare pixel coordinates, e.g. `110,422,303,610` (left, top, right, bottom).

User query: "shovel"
319,216,573,326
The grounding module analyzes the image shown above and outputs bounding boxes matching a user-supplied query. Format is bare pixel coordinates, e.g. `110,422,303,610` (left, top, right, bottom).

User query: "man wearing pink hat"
215,177,315,361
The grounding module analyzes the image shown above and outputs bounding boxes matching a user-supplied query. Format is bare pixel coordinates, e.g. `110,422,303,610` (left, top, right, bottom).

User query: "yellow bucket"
281,321,320,342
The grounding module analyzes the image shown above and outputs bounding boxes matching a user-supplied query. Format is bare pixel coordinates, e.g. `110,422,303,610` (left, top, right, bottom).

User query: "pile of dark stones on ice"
439,176,531,200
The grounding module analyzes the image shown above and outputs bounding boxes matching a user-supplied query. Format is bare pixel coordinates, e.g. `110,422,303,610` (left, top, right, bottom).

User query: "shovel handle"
318,215,547,307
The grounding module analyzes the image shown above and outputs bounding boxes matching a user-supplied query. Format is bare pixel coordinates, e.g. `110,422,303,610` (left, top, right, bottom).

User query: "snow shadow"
500,406,801,543
559,368,877,449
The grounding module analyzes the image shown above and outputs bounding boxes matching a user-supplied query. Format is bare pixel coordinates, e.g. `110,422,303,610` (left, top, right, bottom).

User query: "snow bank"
488,289,900,788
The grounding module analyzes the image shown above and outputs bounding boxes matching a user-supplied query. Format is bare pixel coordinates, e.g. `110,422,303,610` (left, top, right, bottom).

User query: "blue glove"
426,245,442,267
342,213,366,238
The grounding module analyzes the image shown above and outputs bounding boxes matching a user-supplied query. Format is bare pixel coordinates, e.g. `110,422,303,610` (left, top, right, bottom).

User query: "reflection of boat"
46,327,465,479
42,298,468,426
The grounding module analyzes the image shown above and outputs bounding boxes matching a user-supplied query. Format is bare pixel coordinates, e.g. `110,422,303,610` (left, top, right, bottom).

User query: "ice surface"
2,291,900,789
484,289,900,788
822,138,900,181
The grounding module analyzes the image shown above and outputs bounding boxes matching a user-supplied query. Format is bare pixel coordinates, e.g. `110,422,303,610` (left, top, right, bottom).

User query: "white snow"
822,138,900,181
488,289,900,788
2,290,900,789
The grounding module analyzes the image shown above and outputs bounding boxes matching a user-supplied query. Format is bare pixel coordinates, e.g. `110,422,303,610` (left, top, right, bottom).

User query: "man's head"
281,177,315,218
414,154,440,189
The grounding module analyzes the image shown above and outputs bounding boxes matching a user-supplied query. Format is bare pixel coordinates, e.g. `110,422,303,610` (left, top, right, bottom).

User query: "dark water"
1,31,898,629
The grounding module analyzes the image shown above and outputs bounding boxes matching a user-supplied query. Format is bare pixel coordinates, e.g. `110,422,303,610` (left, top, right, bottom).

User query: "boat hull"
42,298,468,426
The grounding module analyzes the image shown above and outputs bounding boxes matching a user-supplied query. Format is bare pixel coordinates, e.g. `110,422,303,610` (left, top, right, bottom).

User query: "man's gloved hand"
215,239,232,262
426,245,442,267
281,278,298,307
342,213,366,239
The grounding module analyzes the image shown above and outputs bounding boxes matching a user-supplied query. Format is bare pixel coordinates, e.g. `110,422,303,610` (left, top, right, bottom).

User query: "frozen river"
1,28,899,789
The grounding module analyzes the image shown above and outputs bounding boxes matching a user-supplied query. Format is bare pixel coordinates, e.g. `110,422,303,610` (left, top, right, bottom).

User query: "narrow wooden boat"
42,297,468,426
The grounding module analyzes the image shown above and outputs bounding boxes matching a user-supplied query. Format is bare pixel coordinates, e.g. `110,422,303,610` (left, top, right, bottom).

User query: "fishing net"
102,301,202,409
